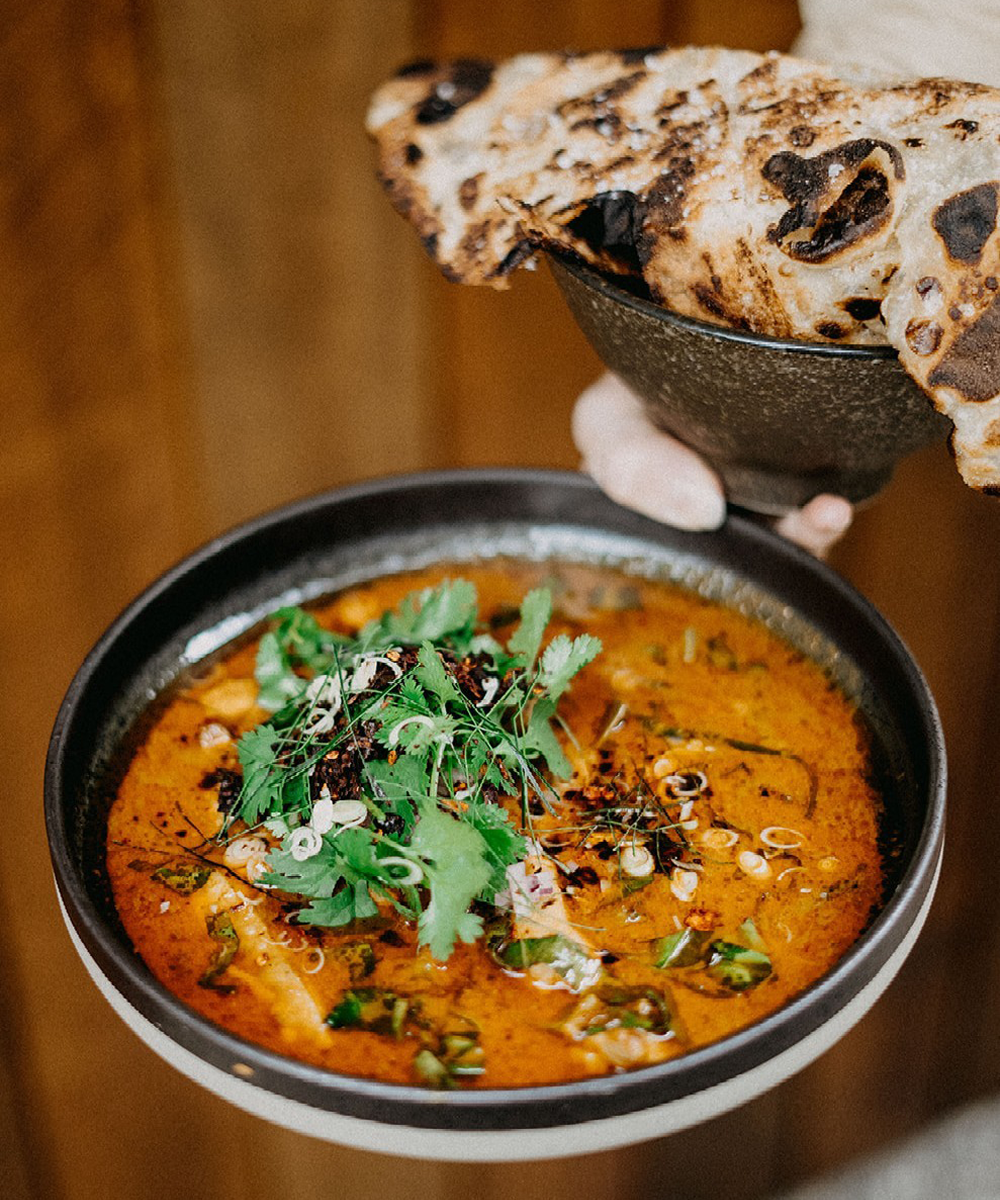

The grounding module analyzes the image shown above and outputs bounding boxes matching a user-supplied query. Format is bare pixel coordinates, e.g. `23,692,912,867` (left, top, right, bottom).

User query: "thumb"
572,373,726,531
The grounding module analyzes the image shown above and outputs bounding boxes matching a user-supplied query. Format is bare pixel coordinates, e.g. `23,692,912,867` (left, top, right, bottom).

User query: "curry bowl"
549,255,951,515
45,468,945,1161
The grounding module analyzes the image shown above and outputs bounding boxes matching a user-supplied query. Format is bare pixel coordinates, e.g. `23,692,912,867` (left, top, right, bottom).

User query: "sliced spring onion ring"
379,856,424,886
665,771,708,796
737,850,771,879
289,826,323,861
326,799,368,828
700,827,739,851
760,826,804,850
223,835,267,868
387,714,436,746
302,948,326,974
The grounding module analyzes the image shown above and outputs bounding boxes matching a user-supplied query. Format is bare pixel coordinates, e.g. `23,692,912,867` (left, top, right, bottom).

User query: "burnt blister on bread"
905,318,944,356
932,182,999,264
415,58,494,125
565,191,646,272
843,297,883,322
929,294,1000,400
617,45,667,65
764,139,905,263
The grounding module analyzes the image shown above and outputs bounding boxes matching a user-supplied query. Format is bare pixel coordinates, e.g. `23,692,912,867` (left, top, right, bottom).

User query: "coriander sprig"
222,579,601,960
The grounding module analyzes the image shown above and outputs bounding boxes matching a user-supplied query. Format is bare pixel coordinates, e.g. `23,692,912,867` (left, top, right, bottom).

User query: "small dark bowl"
45,469,945,1160
549,255,951,514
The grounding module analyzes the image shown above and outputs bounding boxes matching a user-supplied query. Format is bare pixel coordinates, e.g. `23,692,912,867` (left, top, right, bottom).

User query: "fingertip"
666,481,727,531
582,441,726,532
774,494,853,557
573,373,727,532
572,373,644,453
803,494,853,535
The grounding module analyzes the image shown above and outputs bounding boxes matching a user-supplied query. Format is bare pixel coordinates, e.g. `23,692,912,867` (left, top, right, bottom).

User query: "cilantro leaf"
463,799,527,894
362,757,426,831
521,697,573,778
254,607,347,710
300,881,380,926
360,579,478,652
538,633,602,701
254,631,307,711
378,709,458,755
414,642,462,706
235,725,282,823
507,587,552,670
262,841,342,897
272,606,345,670
266,828,388,929
409,808,492,960
296,888,358,928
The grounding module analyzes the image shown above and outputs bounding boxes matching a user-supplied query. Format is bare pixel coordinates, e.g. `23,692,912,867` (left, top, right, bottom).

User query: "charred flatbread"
366,47,1000,492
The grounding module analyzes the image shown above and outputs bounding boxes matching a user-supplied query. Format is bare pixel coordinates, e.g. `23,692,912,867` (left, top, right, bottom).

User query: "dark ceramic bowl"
45,469,945,1161
549,255,951,515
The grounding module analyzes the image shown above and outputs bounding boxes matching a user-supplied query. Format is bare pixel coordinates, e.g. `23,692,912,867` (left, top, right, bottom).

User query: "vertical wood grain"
667,0,802,52
6,0,999,1196
152,0,441,533
1,2,212,1197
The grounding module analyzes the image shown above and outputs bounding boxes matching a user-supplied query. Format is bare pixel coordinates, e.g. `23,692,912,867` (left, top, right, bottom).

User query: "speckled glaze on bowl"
45,469,945,1161
549,255,951,514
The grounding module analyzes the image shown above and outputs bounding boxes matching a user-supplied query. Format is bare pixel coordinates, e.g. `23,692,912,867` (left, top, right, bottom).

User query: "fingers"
573,373,854,556
572,373,726,531
773,493,853,558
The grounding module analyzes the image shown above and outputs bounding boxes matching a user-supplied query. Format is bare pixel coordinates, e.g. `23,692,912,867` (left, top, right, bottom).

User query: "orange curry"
107,562,884,1088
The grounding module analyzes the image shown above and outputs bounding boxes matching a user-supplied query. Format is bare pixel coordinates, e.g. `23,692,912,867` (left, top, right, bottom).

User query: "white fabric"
778,1094,1000,1200
796,0,1000,86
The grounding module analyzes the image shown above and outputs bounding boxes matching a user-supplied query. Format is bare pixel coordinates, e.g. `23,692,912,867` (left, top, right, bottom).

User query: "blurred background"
4,1,1000,1197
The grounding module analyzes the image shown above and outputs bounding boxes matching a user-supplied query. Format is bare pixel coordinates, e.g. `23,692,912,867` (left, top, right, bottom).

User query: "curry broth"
106,562,885,1087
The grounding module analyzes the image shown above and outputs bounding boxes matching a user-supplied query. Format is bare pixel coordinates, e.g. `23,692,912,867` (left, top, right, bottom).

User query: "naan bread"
367,47,1000,492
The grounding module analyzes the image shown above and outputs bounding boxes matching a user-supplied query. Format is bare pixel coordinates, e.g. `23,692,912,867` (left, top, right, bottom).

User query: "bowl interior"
45,469,945,1156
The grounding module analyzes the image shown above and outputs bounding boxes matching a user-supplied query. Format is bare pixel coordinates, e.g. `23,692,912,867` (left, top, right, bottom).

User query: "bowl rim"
548,252,900,360
44,467,945,1136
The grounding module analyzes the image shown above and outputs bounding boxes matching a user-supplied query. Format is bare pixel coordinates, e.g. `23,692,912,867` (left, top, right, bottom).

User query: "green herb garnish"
328,941,377,982
413,1032,485,1089
489,931,602,992
563,984,675,1039
153,862,211,896
199,911,239,992
705,942,772,992
222,579,600,962
326,987,415,1036
653,926,712,969
654,918,773,995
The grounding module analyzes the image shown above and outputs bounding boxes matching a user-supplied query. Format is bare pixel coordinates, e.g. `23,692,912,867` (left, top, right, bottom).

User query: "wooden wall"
4,2,999,1197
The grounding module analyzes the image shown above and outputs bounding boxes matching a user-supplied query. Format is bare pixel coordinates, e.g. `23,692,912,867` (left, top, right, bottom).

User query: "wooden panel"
0,2,211,1198
668,0,802,51
5,0,999,1196
152,0,440,532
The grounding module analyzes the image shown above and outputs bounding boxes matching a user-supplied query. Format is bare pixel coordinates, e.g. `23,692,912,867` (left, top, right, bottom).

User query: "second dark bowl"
549,255,951,514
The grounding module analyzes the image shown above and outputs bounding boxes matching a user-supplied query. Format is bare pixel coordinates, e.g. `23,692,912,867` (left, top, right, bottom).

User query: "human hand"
572,373,854,558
